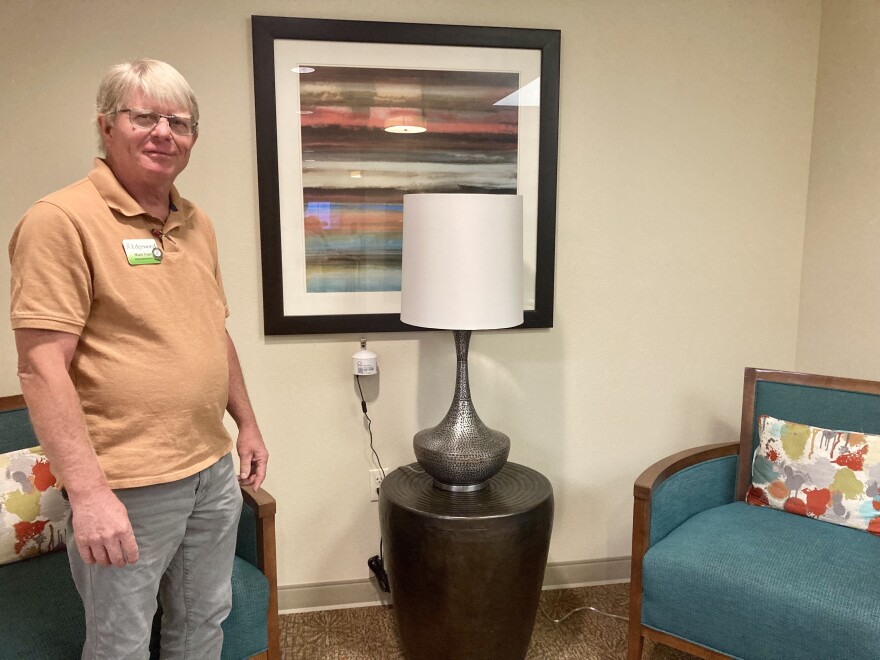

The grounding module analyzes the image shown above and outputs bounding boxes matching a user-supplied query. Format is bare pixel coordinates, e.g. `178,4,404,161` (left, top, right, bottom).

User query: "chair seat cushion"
221,555,270,660
0,550,84,659
0,551,268,660
642,501,880,660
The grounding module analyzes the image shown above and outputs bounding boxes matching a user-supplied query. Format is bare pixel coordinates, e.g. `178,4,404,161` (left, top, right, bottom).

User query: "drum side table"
379,462,554,660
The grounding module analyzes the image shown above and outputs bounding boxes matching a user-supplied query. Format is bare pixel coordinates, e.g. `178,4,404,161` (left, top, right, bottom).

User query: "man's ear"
97,114,113,146
97,114,111,133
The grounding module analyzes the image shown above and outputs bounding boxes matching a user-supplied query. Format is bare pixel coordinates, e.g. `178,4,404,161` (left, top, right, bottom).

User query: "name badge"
122,239,163,265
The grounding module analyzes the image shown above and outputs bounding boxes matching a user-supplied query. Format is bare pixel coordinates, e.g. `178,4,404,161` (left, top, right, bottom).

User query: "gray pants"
68,453,243,660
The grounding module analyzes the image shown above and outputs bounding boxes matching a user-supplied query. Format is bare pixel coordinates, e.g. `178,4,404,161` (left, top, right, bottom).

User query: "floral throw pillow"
747,415,880,535
0,446,67,565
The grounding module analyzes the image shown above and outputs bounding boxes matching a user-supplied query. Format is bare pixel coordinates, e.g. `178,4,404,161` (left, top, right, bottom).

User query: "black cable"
357,374,391,592
356,374,385,478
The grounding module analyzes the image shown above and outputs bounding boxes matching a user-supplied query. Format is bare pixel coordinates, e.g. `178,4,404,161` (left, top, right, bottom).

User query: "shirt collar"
87,158,191,225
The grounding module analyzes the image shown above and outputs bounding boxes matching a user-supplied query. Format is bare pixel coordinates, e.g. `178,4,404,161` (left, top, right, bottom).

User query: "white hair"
95,59,199,153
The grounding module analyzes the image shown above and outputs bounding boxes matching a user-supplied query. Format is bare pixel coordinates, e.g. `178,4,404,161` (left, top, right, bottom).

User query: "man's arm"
15,328,139,568
225,330,268,491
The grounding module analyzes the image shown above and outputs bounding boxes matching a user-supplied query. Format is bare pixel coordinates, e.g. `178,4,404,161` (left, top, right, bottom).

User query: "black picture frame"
252,15,560,335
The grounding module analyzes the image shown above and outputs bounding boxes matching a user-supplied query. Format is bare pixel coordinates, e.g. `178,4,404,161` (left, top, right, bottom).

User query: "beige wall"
1,1,821,596
797,2,880,380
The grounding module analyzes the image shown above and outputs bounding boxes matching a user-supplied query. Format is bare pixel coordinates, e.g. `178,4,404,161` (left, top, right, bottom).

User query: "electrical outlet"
370,469,385,501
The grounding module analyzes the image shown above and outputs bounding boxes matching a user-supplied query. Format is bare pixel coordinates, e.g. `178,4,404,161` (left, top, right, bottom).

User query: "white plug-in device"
352,338,378,376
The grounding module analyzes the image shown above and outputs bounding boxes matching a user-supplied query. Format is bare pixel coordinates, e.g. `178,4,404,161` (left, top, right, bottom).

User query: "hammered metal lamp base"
413,330,510,491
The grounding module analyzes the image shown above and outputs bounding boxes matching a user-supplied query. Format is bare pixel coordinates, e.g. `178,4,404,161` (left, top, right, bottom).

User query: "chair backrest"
735,368,880,499
0,394,38,454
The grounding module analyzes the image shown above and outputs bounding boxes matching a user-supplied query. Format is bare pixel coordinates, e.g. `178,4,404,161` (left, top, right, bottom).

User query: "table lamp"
401,193,523,492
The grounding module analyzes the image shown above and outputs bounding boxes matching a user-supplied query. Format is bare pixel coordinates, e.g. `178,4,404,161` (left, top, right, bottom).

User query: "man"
8,59,268,659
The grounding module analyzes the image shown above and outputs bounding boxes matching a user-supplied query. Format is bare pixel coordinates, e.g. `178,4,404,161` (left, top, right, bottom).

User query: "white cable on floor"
539,603,629,624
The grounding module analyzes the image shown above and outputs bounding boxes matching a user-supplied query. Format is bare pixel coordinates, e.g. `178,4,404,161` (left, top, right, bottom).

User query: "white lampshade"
401,193,524,330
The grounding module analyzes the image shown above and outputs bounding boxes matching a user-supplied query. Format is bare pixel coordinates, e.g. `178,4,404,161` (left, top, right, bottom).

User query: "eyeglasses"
115,108,198,136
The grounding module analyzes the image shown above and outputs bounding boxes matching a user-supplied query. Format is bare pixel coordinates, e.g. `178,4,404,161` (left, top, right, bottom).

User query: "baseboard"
278,556,631,613
541,556,630,589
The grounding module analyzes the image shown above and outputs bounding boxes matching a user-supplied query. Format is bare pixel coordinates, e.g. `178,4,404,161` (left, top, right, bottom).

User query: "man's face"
99,90,197,190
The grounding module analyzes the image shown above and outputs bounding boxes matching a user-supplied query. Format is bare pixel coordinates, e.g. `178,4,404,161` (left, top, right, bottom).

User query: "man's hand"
70,489,139,568
237,425,268,491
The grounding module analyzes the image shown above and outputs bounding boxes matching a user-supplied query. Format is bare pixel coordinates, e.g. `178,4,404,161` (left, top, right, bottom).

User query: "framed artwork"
252,16,560,335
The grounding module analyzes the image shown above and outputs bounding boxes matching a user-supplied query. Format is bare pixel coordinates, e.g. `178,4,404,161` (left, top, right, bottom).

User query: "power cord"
368,546,390,593
539,602,628,624
356,374,386,482
357,374,390,593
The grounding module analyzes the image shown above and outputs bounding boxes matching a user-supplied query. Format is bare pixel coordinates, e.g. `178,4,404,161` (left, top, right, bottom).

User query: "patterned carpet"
280,582,699,659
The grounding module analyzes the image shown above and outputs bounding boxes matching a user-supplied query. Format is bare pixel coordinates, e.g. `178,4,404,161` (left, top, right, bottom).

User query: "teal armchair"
628,368,880,659
0,394,280,660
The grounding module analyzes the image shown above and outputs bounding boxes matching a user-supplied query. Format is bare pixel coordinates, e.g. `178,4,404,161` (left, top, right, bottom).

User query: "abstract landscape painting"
297,66,520,293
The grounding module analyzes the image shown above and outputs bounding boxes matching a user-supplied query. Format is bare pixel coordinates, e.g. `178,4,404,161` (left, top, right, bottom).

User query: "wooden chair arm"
241,484,277,517
634,442,740,501
238,484,280,660
0,394,26,412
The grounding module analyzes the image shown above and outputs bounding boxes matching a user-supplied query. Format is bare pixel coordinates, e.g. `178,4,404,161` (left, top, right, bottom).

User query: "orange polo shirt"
9,159,233,488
